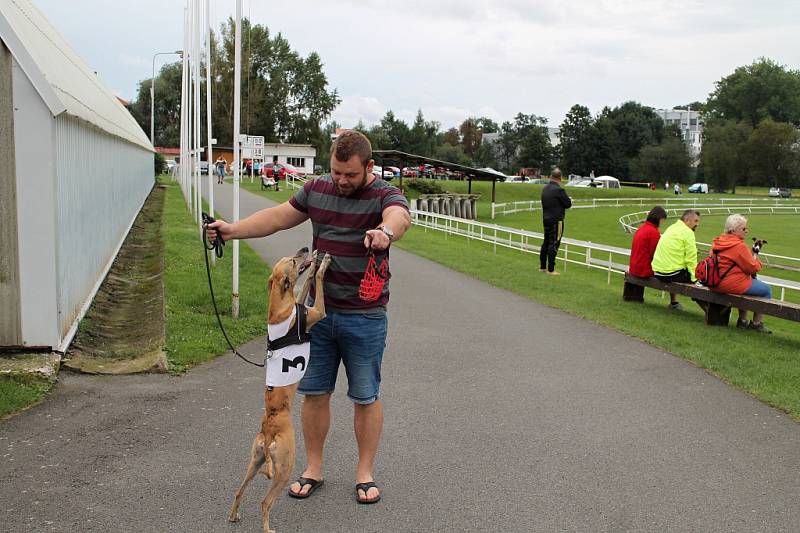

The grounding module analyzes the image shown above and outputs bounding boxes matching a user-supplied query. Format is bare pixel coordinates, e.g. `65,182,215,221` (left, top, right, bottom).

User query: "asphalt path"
1,179,799,532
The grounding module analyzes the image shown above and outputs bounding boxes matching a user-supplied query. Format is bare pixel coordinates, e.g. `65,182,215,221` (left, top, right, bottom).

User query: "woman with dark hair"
628,206,667,278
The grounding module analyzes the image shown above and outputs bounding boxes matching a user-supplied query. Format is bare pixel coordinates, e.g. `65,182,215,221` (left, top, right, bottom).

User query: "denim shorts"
298,311,387,404
744,277,772,298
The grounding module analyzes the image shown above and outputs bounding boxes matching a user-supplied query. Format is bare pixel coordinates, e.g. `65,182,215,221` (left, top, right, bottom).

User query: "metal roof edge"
0,6,66,117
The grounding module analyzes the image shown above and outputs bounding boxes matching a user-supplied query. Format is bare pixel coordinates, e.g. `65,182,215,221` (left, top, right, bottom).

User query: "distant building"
202,143,316,175
656,108,703,162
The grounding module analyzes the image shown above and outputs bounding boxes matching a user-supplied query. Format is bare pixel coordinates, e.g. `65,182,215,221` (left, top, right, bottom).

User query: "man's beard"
334,170,369,196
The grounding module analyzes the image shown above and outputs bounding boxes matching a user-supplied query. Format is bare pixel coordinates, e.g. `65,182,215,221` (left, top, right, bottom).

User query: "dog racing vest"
266,304,311,387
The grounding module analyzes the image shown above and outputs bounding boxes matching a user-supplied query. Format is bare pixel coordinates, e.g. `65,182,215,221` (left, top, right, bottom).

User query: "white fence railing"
492,196,800,219
411,209,800,302
286,174,310,189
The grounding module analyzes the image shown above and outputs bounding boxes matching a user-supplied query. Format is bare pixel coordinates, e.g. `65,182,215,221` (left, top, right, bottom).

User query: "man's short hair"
331,130,372,167
551,168,562,180
681,209,700,221
646,206,668,225
725,214,747,234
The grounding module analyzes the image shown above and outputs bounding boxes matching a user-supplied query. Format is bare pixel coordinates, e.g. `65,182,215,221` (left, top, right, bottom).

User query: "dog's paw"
318,252,332,274
227,512,240,523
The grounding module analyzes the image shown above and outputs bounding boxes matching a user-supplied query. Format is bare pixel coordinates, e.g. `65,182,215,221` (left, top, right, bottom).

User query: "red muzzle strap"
359,249,389,302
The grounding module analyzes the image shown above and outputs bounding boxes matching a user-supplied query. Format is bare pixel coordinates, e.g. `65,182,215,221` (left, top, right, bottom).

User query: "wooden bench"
623,273,800,326
260,175,276,190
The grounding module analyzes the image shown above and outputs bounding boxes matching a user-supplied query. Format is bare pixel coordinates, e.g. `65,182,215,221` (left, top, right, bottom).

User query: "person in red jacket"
709,214,772,333
628,206,667,277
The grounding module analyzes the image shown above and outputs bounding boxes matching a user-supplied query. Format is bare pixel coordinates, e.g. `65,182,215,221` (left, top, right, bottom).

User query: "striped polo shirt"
289,175,409,313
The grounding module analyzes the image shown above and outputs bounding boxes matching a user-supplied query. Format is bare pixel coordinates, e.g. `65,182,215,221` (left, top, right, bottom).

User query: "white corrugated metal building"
0,0,154,352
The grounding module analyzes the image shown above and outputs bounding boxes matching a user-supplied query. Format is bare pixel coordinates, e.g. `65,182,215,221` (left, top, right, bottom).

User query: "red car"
263,163,303,179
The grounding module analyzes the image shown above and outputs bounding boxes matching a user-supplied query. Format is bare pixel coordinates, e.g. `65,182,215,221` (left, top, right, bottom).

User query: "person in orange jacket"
709,214,772,333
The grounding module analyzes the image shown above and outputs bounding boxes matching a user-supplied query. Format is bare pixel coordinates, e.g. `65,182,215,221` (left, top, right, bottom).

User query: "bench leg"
705,303,731,326
623,282,645,302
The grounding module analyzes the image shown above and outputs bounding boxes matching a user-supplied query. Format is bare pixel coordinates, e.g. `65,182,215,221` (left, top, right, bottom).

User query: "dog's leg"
305,253,331,327
296,250,318,305
228,434,267,523
261,435,295,533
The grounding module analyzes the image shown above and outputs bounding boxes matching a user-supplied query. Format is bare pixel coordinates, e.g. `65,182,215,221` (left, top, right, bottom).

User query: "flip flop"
288,477,323,499
355,481,381,504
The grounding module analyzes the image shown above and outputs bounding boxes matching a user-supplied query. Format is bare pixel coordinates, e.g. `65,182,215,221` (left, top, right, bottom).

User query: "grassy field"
162,178,272,372
395,226,800,419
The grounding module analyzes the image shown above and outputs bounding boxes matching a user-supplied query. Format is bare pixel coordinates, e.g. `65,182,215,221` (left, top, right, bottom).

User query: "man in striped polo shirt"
207,130,410,505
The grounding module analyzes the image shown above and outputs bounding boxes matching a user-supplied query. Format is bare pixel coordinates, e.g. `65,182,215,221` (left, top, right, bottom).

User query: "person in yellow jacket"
651,209,701,310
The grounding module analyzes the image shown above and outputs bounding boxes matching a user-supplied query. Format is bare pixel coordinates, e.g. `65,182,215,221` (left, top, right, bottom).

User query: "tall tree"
513,113,552,172
459,118,482,158
130,17,339,149
408,110,440,156
378,111,411,151
558,104,596,176
495,121,518,172
701,119,752,193
129,62,184,147
442,127,460,146
475,116,499,134
707,57,800,127
629,136,691,184
600,101,665,178
745,118,800,187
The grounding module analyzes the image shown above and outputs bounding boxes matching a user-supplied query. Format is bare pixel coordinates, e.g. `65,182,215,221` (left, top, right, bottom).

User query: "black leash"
201,212,265,368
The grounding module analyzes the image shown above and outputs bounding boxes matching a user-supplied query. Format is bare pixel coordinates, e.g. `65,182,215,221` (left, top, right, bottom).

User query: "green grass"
162,179,271,372
395,225,800,419
0,377,50,420
235,176,296,204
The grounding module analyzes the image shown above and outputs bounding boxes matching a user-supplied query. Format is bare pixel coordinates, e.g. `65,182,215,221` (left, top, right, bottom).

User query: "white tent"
594,176,621,189
1,0,154,352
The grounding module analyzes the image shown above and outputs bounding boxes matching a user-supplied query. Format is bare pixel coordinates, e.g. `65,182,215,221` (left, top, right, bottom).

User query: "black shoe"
736,319,750,329
748,322,771,334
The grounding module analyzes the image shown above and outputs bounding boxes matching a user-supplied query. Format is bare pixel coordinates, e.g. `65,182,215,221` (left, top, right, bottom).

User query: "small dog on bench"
228,247,331,533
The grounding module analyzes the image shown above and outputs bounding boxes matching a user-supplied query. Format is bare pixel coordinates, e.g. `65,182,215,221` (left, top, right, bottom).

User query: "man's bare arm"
207,201,309,241
381,205,412,242
363,205,412,250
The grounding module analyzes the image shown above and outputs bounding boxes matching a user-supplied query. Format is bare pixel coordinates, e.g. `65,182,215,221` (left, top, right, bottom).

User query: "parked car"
504,176,533,183
263,163,302,179
402,167,419,177
529,178,550,184
768,187,792,198
199,161,209,175
688,183,709,194
566,177,593,187
166,159,176,172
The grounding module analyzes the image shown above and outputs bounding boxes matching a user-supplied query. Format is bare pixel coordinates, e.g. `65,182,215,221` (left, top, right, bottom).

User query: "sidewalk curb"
0,352,61,385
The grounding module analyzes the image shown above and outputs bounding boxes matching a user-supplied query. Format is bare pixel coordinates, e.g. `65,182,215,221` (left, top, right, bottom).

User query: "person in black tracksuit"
539,168,572,274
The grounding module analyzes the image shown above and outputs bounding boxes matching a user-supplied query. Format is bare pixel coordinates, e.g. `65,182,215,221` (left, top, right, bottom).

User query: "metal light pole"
232,0,242,318
150,50,183,144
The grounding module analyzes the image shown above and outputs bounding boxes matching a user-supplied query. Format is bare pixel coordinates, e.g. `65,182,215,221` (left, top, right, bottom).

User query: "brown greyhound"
228,247,331,533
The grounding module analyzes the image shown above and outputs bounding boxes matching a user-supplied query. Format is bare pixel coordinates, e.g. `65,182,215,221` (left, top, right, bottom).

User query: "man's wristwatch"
379,225,394,242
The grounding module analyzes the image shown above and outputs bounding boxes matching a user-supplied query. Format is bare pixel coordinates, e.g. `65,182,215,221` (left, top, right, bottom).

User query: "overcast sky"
34,0,800,130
